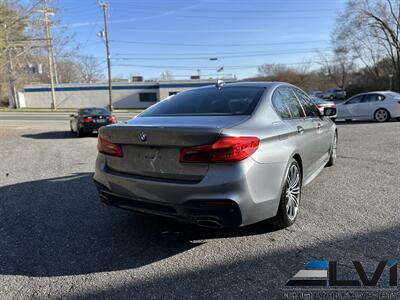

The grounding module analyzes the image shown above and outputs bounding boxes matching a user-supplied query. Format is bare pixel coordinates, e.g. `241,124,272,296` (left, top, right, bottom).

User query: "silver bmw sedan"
94,82,337,228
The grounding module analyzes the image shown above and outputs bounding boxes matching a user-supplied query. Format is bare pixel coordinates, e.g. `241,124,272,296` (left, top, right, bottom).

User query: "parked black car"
70,107,117,137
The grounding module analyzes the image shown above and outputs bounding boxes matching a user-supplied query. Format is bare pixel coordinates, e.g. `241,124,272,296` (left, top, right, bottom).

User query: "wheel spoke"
290,194,298,207
291,187,300,194
290,174,299,188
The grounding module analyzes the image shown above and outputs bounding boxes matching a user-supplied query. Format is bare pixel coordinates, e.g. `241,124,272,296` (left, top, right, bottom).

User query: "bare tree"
335,0,400,90
319,46,355,89
77,55,104,83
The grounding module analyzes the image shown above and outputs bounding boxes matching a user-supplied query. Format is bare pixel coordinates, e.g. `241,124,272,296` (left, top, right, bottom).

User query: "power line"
110,39,329,47
113,61,324,71
112,48,331,61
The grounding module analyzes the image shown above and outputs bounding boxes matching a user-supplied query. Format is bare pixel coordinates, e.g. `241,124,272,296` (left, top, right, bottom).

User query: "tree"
335,0,400,91
77,55,104,83
319,46,355,89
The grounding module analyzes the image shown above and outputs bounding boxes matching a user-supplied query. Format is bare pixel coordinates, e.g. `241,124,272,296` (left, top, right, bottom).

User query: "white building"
21,79,234,109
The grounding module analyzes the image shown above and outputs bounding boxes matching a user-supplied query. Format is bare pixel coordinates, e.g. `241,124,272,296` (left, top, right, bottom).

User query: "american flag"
217,66,224,73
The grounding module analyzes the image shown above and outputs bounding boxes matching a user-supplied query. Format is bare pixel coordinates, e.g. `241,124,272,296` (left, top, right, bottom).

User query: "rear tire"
326,134,337,167
269,158,302,228
374,108,390,122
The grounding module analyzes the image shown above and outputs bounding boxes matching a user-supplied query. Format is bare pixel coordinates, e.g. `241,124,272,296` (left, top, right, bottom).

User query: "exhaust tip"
195,218,224,229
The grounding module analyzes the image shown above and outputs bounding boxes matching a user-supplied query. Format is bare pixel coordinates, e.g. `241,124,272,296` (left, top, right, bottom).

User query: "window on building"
139,93,157,102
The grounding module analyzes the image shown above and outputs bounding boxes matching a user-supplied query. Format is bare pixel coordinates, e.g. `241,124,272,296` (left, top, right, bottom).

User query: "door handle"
297,126,304,133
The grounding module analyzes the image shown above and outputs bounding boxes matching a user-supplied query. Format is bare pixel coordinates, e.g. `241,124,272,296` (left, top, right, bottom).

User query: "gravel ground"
0,120,399,299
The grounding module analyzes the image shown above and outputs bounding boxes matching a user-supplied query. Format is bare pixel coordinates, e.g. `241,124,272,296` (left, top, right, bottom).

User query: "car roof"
196,81,286,89
351,91,395,97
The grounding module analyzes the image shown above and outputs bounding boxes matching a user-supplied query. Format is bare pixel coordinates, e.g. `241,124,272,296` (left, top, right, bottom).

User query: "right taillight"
97,136,123,157
179,136,259,163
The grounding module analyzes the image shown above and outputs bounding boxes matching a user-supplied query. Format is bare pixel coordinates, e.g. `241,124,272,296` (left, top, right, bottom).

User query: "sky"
52,0,347,80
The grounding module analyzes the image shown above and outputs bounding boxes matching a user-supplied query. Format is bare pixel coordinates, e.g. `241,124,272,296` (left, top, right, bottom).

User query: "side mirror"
323,107,337,118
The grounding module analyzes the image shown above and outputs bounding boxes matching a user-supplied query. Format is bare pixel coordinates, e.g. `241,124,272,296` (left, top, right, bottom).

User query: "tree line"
249,0,400,96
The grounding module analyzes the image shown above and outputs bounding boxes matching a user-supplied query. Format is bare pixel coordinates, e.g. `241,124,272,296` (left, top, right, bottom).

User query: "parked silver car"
336,91,400,122
94,82,337,228
310,96,337,116
322,88,347,100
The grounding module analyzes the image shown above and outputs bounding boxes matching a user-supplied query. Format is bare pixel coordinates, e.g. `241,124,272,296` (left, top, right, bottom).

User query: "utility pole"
99,1,113,111
4,24,18,108
38,1,57,110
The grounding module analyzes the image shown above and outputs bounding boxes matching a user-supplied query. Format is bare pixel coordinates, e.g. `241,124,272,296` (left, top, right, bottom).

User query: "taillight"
179,136,259,163
82,117,93,123
97,136,123,157
107,116,117,123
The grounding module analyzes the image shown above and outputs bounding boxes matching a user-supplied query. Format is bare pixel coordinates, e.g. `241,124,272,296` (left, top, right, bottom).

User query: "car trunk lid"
99,115,248,181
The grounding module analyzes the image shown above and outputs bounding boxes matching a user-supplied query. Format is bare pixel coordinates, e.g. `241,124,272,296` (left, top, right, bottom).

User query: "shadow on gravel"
21,131,79,139
0,173,277,277
68,226,400,300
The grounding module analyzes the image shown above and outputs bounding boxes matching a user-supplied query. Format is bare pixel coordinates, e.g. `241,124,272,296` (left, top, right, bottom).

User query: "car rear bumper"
95,181,242,228
94,154,287,227
80,122,109,133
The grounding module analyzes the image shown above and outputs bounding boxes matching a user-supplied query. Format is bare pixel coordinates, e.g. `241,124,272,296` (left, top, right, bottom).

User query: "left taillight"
97,136,123,157
179,136,259,163
82,117,93,123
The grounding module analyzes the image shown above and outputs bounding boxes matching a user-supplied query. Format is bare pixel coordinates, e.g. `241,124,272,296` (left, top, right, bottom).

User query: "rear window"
140,86,265,117
80,108,110,116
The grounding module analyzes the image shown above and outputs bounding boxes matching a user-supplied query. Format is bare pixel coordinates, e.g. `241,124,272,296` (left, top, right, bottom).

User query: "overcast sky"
55,0,347,80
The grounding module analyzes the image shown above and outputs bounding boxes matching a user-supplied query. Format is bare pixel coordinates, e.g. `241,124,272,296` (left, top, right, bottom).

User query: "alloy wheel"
286,164,301,221
375,109,389,122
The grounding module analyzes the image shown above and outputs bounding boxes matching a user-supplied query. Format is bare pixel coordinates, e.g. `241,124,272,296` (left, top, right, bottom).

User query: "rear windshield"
140,86,265,117
80,108,110,116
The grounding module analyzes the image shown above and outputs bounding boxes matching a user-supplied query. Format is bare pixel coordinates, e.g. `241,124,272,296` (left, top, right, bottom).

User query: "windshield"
80,108,110,116
140,86,265,117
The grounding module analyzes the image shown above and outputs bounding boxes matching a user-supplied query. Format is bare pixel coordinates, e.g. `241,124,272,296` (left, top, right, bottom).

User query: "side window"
293,88,320,117
361,94,385,102
279,87,305,118
346,95,363,104
361,94,376,103
272,89,291,119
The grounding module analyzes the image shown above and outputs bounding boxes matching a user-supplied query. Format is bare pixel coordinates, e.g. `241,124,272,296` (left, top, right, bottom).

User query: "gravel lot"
0,120,399,299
